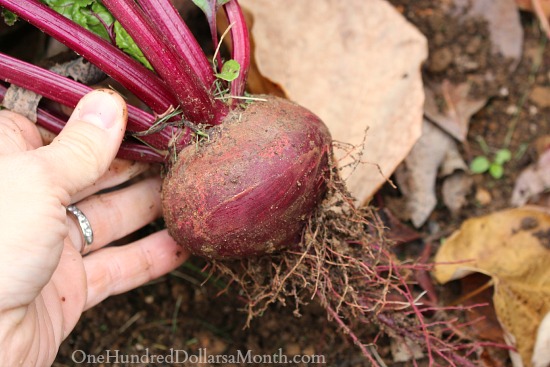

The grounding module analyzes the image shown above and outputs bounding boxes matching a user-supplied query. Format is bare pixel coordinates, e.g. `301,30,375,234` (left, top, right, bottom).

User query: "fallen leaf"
378,208,422,245
440,137,474,214
394,119,470,227
433,206,550,367
2,85,41,122
533,311,550,367
48,57,105,85
442,172,474,214
424,80,488,142
239,0,427,203
424,0,523,142
511,149,550,206
458,273,506,343
454,0,524,67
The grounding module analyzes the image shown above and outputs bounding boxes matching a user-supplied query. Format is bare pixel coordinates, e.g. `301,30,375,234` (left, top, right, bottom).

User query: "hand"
0,90,189,366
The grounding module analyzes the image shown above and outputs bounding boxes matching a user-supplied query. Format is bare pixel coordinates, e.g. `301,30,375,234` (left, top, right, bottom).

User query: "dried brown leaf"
455,0,523,65
425,0,523,142
511,149,550,206
424,80,488,142
394,120,469,227
434,207,550,367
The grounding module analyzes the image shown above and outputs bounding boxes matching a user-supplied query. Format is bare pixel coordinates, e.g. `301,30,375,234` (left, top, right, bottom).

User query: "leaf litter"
434,207,550,367
391,0,524,227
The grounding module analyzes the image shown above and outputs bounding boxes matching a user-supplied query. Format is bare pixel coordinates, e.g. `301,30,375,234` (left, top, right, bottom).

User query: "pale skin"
0,90,189,366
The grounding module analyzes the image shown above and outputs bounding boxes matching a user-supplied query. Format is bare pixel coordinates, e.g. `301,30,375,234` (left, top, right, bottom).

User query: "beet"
162,96,332,259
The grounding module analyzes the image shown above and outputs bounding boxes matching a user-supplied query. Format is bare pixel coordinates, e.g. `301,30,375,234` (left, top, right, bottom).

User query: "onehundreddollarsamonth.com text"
71,348,327,365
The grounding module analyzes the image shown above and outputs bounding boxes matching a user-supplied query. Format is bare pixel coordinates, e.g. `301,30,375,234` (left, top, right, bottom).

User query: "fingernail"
77,91,119,129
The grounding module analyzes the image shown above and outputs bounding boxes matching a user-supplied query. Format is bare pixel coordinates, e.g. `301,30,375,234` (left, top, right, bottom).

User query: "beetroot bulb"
162,96,332,260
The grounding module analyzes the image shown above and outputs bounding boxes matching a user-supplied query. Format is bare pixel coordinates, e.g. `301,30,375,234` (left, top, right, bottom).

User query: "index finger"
0,110,43,154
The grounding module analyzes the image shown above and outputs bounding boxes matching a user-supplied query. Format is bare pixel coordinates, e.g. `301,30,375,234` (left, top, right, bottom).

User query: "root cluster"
211,169,483,366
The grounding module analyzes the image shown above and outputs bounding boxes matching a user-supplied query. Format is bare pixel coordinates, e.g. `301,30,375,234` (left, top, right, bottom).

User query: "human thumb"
37,89,127,198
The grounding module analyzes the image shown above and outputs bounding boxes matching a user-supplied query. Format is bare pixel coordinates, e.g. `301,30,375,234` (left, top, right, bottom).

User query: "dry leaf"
379,208,422,245
511,149,550,206
2,85,41,122
394,119,469,227
454,0,523,66
425,0,523,142
533,311,550,367
239,0,427,203
424,80,488,142
442,172,474,214
459,273,506,343
433,207,550,367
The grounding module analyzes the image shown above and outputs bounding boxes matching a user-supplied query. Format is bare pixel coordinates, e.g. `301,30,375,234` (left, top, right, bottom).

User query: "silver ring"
67,204,93,252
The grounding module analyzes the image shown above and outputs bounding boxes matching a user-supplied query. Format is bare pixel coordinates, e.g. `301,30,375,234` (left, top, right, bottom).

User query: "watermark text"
71,348,326,365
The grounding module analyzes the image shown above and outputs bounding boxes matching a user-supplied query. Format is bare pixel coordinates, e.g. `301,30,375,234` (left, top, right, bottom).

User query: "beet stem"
0,84,165,162
223,0,250,99
103,0,228,125
137,0,217,89
0,0,179,116
0,52,174,150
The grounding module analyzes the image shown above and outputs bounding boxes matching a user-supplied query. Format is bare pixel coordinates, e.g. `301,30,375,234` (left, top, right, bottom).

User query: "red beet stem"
0,83,165,162
0,0,179,116
223,0,250,98
0,52,175,150
103,0,228,125
137,0,217,89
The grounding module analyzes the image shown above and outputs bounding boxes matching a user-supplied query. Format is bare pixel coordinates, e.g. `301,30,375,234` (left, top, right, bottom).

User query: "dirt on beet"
44,2,550,366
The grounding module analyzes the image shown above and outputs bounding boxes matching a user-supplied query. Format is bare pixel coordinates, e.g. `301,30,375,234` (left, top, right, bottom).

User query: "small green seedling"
470,148,512,179
214,59,241,82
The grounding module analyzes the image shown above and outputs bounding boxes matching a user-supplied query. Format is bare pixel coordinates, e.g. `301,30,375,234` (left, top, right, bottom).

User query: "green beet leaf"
114,21,153,70
40,0,151,69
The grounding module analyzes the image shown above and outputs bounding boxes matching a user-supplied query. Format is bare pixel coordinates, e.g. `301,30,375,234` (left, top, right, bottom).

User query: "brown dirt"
35,2,548,367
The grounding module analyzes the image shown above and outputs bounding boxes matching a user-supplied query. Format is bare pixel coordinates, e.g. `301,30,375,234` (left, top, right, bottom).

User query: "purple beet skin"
162,96,332,259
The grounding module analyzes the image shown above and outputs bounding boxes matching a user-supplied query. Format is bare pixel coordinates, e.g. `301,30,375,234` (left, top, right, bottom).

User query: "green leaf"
114,22,153,70
214,59,240,82
41,0,152,69
489,163,504,179
2,10,18,26
42,0,94,17
470,156,491,174
191,0,231,43
192,0,230,17
41,0,113,40
494,148,512,165
191,0,216,20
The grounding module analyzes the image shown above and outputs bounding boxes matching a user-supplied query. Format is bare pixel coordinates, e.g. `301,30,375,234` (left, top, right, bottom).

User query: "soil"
26,1,546,367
